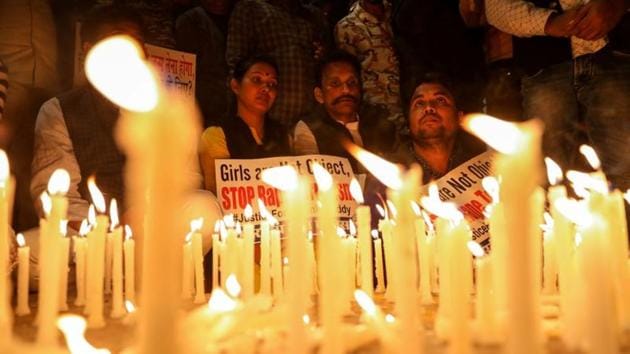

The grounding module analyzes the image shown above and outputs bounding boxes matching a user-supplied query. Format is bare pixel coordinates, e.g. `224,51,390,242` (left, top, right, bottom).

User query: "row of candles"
2,35,628,354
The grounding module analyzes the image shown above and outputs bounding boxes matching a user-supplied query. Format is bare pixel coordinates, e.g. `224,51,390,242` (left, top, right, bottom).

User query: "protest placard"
215,155,357,233
145,44,196,97
422,151,495,250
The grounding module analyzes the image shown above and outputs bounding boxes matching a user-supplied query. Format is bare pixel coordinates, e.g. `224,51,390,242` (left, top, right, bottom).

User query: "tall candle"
259,219,271,295
448,220,473,354
356,205,373,296
380,219,395,300
58,232,70,311
104,232,113,295
110,224,125,318
312,164,343,354
387,166,423,353
0,150,14,343
242,205,255,299
192,219,206,304
542,229,557,294
74,224,88,307
37,170,68,345
284,174,310,354
211,232,220,290
88,211,108,328
123,225,135,303
463,115,544,354
270,229,283,297
15,233,30,316
471,242,496,344
373,231,385,293
181,235,193,299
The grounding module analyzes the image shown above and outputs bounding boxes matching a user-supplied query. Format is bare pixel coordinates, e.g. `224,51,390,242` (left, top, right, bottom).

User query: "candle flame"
60,219,68,236
185,232,192,244
109,199,119,231
257,199,270,218
371,230,379,240
125,300,136,313
88,205,96,226
544,157,563,185
575,233,583,247
579,145,601,170
223,214,235,228
219,222,228,240
225,274,241,298
283,257,289,265
540,212,554,234
85,35,158,112
554,198,592,227
421,210,435,233
124,225,133,240
349,220,357,236
302,314,310,325
462,114,525,154
566,170,608,195
349,178,364,204
214,220,221,234
624,190,630,205
411,201,421,216
421,185,463,223
385,314,395,323
244,204,253,219
80,219,90,237
386,200,397,219
375,204,385,218
312,163,333,191
0,150,9,184
346,143,402,190
261,166,298,191
190,217,204,232
467,241,485,258
40,192,52,216
48,169,70,195
336,227,347,238
16,233,25,247
354,289,377,316
207,289,238,314
482,176,500,203
235,222,242,235
57,315,111,354
87,176,106,213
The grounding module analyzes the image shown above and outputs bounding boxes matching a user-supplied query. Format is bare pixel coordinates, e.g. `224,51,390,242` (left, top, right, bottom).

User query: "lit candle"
470,241,497,344
413,203,432,304
123,225,135,303
89,35,197,354
104,199,120,296
58,222,70,311
211,224,220,290
306,232,317,295
0,150,14,343
37,169,69,345
542,213,557,295
242,204,255,298
258,200,271,295
191,218,206,304
181,233,193,300
379,217,394,300
110,213,125,318
15,233,30,316
372,230,385,293
310,162,343,354
463,114,544,353
74,220,89,307
86,178,108,328
270,228,282,297
350,178,373,296
84,205,96,316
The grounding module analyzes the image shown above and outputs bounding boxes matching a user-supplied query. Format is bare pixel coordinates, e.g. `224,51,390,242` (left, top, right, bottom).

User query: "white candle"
104,232,113,295
356,205,373,296
192,219,206,304
380,219,395,300
181,235,193,299
74,225,88,307
110,225,125,318
88,211,108,328
542,228,558,294
123,225,135,303
58,232,70,311
15,233,30,316
211,232,220,290
470,242,497,344
270,229,283,297
0,151,14,343
259,219,271,295
242,205,255,299
37,169,68,345
373,231,385,293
